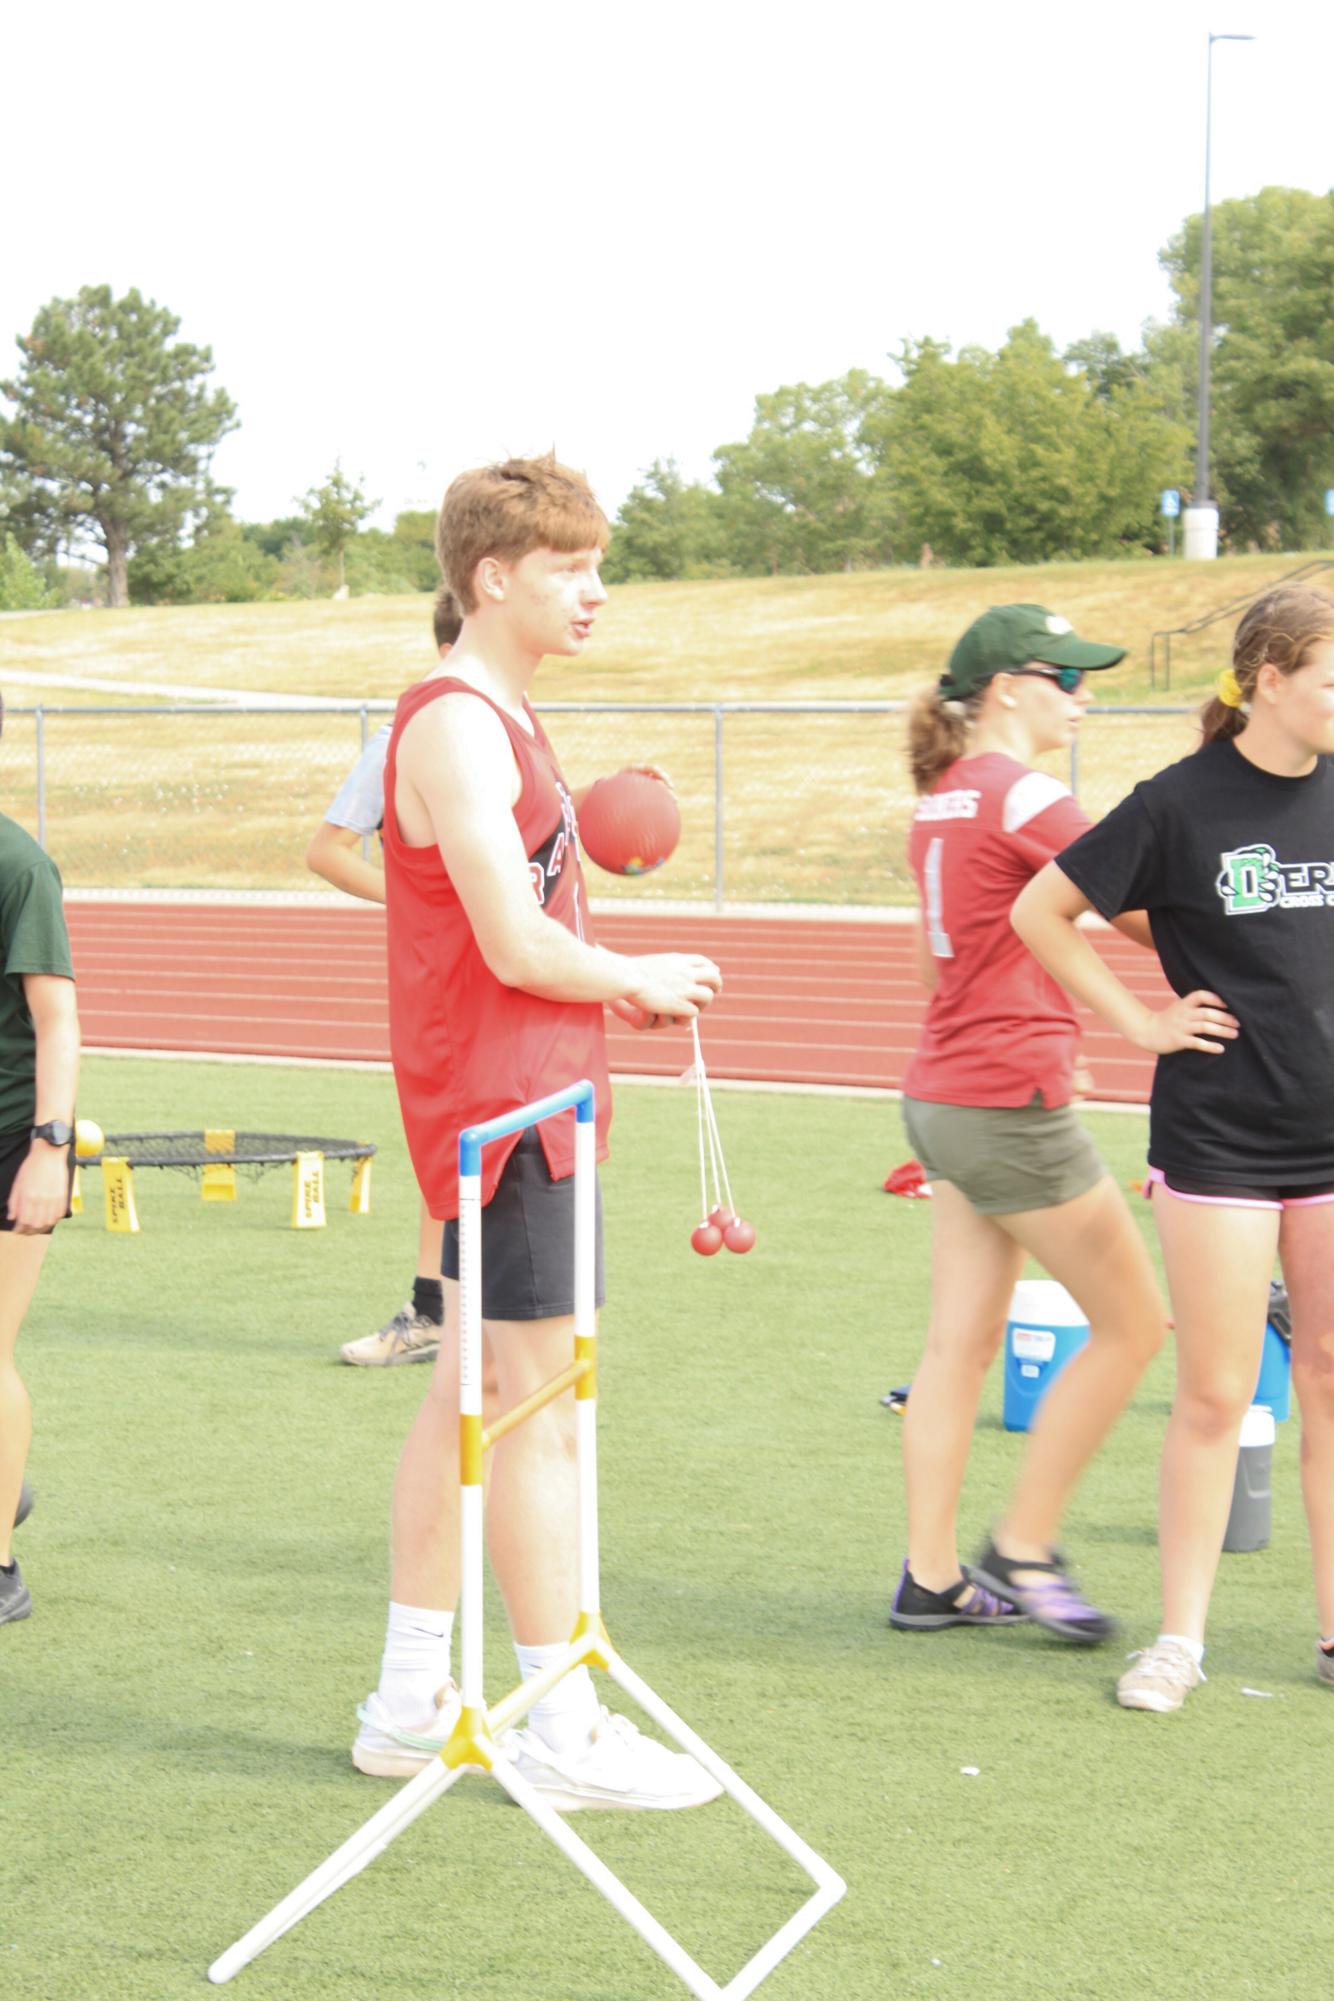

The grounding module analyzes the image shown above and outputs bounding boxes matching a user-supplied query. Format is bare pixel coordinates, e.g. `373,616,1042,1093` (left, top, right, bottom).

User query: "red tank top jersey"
902,752,1091,1109
382,677,612,1218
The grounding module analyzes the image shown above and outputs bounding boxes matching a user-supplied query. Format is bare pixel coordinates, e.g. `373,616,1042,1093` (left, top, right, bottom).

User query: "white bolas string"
691,1019,733,1216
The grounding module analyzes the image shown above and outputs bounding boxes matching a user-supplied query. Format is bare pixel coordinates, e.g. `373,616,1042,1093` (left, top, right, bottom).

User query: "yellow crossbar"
481,1358,590,1452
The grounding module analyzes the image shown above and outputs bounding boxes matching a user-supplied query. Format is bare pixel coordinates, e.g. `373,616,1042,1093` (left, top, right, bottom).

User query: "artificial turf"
6,1056,1327,2001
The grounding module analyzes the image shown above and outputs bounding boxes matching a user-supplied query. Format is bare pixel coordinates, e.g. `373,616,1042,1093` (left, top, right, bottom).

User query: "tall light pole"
1186,29,1255,560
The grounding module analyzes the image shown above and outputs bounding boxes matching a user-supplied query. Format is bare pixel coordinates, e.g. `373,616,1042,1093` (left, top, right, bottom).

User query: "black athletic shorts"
0,1127,74,1234
441,1127,605,1321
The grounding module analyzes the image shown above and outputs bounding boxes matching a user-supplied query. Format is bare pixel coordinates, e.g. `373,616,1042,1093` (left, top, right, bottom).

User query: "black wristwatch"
31,1120,75,1148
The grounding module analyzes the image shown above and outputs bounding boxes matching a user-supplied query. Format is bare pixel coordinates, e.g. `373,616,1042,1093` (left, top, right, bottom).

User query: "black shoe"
888,1559,1029,1629
879,1383,911,1412
970,1539,1116,1645
0,1559,32,1626
14,1479,33,1529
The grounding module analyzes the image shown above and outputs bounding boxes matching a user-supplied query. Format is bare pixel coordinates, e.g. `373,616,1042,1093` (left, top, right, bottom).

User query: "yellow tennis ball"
75,1118,105,1158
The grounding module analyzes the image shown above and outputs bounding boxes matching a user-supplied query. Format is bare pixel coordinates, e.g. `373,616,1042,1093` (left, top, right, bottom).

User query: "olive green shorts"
901,1095,1106,1216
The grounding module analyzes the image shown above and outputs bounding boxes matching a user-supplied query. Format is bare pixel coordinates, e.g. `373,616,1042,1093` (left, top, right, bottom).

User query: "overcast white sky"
3,0,1329,532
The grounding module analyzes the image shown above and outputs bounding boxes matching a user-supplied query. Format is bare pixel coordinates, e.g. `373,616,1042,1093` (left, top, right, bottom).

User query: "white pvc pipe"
207,1758,465,1983
457,1168,483,1714
491,1753,724,2001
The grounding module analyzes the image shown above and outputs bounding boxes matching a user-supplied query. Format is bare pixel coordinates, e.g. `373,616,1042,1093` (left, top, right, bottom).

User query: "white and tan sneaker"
1117,1640,1206,1713
352,1680,461,1776
340,1303,440,1368
501,1706,723,1812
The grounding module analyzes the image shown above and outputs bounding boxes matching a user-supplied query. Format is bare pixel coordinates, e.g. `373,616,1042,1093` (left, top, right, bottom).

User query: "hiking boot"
501,1706,722,1813
970,1539,1116,1644
352,1680,461,1776
888,1559,1029,1630
14,1479,33,1528
0,1559,32,1626
340,1303,440,1368
1316,1642,1334,1688
1117,1640,1206,1713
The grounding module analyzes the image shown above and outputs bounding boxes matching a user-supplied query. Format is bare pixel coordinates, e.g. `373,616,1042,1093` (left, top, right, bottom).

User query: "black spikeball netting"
84,1132,375,1182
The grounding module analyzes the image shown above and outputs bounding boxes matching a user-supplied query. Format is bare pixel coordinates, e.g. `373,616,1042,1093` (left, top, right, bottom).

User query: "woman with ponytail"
891,606,1164,1645
1014,585,1334,1710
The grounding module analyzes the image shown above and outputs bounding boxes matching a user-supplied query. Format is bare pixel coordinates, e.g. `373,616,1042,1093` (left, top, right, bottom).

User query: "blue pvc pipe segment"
457,1079,594,1178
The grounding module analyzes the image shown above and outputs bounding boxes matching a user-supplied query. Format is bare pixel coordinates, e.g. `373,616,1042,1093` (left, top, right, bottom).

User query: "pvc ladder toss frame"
207,1078,845,1999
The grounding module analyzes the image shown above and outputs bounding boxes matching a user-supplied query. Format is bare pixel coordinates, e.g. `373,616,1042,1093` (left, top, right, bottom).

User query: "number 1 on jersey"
924,836,954,959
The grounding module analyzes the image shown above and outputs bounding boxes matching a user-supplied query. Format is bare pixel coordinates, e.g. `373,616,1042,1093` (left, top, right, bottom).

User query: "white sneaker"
352,1680,461,1777
1117,1640,1206,1713
501,1705,723,1812
340,1303,440,1368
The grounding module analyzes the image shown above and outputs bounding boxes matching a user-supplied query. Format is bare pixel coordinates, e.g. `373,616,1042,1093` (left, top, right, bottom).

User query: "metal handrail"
1149,558,1334,690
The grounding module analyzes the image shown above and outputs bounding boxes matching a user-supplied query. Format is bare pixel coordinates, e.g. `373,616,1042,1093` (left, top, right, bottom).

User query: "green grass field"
2,551,1330,901
8,1056,1327,2001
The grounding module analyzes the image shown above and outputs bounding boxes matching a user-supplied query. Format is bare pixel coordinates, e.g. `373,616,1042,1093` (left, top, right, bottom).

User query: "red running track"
65,902,1169,1101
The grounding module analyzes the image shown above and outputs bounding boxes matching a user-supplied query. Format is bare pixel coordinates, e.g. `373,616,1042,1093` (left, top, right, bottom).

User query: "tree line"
1,187,1328,610
604,188,1333,582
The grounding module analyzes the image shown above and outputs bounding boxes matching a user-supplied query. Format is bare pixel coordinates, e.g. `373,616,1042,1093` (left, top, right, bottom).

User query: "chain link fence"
4,700,1201,907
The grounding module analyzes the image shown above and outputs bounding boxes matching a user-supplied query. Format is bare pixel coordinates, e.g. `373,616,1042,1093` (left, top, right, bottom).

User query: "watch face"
34,1121,75,1146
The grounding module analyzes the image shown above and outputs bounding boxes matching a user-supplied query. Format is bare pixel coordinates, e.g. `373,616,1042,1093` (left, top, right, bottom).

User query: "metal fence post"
713,705,725,910
35,706,45,848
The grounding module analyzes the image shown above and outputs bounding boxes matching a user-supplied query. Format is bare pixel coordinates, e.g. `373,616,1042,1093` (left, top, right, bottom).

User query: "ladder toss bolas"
208,1079,844,1998
688,1020,756,1256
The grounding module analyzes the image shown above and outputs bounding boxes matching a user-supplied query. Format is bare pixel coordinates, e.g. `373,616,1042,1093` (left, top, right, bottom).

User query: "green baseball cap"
940,603,1126,698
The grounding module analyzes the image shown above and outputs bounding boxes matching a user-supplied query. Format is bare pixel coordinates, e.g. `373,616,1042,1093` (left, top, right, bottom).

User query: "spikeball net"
77,1131,376,1233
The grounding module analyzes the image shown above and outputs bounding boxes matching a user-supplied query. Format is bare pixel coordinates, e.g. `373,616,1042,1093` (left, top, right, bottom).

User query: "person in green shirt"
0,690,81,1627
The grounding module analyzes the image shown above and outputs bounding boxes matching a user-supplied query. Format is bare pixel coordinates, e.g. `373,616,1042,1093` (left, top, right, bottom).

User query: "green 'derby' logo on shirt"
1216,843,1334,914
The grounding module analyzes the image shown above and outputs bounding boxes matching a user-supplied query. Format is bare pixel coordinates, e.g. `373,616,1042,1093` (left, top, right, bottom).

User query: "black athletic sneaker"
970,1539,1116,1644
888,1560,1029,1630
0,1559,32,1626
14,1479,33,1529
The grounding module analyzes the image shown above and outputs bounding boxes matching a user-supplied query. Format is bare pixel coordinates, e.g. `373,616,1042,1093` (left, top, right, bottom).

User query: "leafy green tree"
0,534,57,610
387,509,440,591
241,514,306,560
128,516,279,604
297,461,377,592
0,285,237,606
713,372,896,574
344,527,435,595
1159,187,1334,547
602,461,734,582
866,323,1188,566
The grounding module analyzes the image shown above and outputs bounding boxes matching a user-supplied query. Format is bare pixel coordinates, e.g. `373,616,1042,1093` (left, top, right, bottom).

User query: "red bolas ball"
577,769,681,877
690,1221,724,1257
723,1217,756,1254
708,1204,736,1231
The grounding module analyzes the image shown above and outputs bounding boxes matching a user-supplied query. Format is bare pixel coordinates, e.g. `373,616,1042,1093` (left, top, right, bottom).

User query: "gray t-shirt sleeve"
324,726,391,834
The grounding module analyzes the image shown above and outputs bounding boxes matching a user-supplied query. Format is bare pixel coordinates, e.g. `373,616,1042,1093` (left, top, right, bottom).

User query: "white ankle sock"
514,1641,600,1753
377,1602,454,1720
1156,1631,1205,1665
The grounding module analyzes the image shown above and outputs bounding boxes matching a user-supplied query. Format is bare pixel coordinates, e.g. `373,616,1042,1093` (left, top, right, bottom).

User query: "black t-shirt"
1057,740,1334,1185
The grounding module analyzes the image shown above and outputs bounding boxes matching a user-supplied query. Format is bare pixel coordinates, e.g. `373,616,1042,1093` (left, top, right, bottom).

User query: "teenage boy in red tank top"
352,455,725,1811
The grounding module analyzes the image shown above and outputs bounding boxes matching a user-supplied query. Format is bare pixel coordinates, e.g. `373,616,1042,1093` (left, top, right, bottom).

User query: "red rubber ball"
691,1222,724,1257
723,1218,756,1254
577,769,681,877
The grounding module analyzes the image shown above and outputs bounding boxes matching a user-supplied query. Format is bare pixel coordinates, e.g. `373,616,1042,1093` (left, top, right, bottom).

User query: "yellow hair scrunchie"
1216,667,1244,709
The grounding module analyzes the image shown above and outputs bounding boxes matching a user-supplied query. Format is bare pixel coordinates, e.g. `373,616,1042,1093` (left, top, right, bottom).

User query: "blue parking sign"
1160,489,1181,518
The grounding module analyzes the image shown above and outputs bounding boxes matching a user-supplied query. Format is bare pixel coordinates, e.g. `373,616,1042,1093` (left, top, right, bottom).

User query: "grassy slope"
3,552,1328,902
4,551,1329,706
7,1056,1326,2001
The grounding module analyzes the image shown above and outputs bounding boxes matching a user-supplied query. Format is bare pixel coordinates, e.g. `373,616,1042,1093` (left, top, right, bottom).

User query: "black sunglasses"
1006,665,1086,694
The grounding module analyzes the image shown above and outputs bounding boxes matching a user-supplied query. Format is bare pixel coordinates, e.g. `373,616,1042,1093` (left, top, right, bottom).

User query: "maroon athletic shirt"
382,677,612,1218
